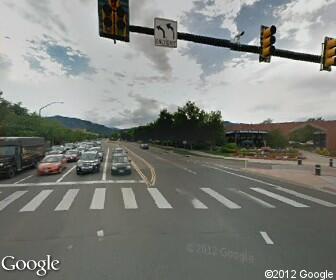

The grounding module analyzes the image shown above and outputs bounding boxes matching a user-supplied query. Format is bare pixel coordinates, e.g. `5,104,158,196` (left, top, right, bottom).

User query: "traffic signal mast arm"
129,25,321,64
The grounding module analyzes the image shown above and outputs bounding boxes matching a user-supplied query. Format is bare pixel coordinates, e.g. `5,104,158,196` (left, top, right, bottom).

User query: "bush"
220,143,238,154
316,148,330,156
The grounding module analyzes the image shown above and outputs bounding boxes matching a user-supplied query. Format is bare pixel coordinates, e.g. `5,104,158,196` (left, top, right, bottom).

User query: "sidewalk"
187,149,334,167
155,145,336,192
244,166,336,194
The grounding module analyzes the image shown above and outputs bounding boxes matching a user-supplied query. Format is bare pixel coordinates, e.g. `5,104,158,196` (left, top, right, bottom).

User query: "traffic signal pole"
129,25,321,64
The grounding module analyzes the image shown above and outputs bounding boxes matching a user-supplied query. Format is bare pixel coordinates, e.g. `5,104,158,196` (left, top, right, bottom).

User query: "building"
225,120,336,150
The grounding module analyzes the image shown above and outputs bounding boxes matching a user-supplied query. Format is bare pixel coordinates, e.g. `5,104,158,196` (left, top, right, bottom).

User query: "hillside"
47,115,118,136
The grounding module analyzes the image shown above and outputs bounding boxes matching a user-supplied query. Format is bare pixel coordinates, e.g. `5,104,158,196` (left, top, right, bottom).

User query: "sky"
0,0,335,128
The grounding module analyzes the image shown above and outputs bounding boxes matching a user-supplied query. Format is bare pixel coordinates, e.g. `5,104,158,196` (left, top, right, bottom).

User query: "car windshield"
0,146,15,156
66,150,77,155
113,156,129,163
81,153,96,160
41,156,62,163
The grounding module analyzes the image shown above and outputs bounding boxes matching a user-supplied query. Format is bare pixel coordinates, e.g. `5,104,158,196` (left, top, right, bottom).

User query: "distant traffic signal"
98,0,129,42
321,37,336,71
259,25,276,63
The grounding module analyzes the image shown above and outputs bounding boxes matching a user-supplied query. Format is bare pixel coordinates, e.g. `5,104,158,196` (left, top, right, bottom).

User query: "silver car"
111,154,131,175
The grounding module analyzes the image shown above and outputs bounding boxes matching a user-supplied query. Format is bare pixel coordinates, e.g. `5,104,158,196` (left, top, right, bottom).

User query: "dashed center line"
260,231,274,245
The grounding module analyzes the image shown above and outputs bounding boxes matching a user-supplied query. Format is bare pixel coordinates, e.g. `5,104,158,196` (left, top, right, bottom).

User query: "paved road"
0,141,335,279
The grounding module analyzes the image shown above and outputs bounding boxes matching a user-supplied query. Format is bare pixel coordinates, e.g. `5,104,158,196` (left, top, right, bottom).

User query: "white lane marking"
97,229,104,241
155,156,197,175
90,188,106,210
121,188,138,209
0,180,145,188
176,188,207,209
102,147,110,181
260,231,274,245
0,191,27,211
251,188,309,208
56,165,76,183
201,188,241,209
147,188,173,209
191,198,208,209
203,165,279,187
54,189,79,211
14,175,33,184
235,189,275,208
20,190,53,212
275,187,336,207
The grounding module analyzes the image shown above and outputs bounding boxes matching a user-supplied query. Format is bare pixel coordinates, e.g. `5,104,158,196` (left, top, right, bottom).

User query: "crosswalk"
0,186,335,214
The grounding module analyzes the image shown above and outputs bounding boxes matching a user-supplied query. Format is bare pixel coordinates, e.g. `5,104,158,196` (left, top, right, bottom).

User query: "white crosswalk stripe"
251,188,309,208
201,188,241,209
0,191,27,211
147,188,172,209
1,185,335,214
90,188,106,210
191,198,208,209
121,188,138,209
20,190,53,212
275,187,336,207
55,189,79,211
236,190,275,208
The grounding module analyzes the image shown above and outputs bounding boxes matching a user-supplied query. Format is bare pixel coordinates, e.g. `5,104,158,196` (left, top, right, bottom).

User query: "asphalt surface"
0,140,335,279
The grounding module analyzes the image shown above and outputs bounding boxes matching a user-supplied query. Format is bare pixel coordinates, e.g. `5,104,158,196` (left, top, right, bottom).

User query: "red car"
38,155,66,176
64,150,80,162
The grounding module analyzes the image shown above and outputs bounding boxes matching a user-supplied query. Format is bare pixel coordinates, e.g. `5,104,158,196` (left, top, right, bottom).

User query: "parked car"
0,137,46,178
64,149,80,162
37,155,66,176
111,154,131,175
140,143,149,149
76,151,101,175
89,147,104,162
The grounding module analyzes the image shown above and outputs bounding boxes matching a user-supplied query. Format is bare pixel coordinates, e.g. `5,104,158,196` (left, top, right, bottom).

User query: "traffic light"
98,0,129,42
321,37,336,71
259,25,276,63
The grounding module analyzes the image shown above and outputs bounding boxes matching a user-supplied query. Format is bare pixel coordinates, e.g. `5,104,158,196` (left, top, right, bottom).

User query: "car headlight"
77,161,83,167
0,163,4,167
112,166,117,170
126,165,131,169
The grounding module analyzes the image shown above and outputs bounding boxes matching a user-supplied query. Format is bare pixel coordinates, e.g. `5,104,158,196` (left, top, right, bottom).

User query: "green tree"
266,129,288,148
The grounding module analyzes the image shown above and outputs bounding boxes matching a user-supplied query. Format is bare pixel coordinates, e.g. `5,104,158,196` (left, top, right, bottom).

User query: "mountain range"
47,115,118,136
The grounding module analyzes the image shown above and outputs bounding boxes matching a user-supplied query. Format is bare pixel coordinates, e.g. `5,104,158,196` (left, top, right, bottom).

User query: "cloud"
24,36,97,77
129,0,172,75
6,0,67,35
105,93,163,128
0,54,12,78
114,72,126,79
23,55,46,73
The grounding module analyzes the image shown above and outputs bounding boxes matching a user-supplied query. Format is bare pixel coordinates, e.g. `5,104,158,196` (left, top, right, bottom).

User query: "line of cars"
38,141,104,176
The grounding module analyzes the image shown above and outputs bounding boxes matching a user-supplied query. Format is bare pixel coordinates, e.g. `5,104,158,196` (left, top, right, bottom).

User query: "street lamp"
232,31,245,44
39,101,64,117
